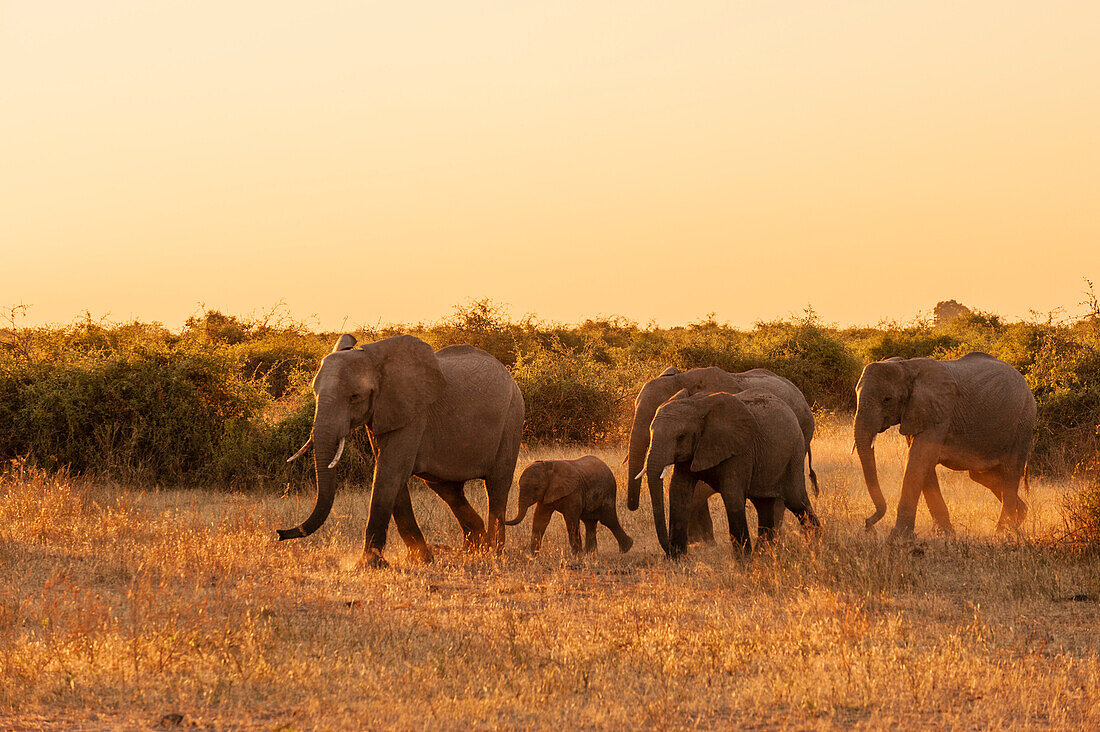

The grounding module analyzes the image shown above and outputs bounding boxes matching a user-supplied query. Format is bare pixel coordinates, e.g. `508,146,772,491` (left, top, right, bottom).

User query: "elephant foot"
618,536,634,554
356,550,389,570
754,535,777,553
886,526,916,545
933,523,957,539
462,531,489,551
405,544,434,564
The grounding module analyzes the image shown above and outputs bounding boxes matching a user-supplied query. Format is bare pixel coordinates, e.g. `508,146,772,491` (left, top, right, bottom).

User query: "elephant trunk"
276,432,342,540
626,405,654,511
648,469,671,555
854,414,887,530
505,495,532,526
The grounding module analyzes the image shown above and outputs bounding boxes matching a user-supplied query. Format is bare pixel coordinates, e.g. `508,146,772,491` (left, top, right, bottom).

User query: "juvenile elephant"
626,366,817,543
643,389,819,557
854,352,1036,540
277,334,525,567
505,457,633,555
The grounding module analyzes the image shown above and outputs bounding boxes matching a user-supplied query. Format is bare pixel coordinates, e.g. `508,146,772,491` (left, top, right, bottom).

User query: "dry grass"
1,415,1098,730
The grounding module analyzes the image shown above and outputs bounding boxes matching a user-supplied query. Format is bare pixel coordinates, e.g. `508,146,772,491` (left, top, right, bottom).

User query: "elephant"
505,456,633,555
626,366,817,544
277,334,525,567
854,352,1036,541
642,388,819,557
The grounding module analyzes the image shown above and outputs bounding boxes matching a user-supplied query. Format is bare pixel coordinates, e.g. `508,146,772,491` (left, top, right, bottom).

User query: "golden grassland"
1,416,1098,730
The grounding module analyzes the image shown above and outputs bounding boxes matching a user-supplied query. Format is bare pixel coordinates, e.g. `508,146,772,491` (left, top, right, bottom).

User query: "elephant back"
574,455,615,514
736,389,805,460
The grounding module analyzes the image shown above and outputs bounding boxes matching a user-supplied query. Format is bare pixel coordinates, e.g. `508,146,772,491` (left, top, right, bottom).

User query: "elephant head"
276,334,445,541
626,367,684,512
505,461,575,525
854,358,957,529
640,391,757,553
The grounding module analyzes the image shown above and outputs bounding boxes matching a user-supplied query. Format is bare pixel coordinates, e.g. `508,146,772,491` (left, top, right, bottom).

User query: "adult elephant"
642,389,819,557
277,334,525,567
854,352,1035,540
625,366,817,543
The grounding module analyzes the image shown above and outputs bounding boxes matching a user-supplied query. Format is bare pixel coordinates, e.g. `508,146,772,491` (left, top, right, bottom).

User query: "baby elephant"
506,456,634,555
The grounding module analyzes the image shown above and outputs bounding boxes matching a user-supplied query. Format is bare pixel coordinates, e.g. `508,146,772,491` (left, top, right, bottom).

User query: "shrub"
1065,475,1100,552
1025,332,1100,473
512,341,626,443
231,334,326,398
3,300,1099,485
863,326,961,362
0,347,266,484
749,314,862,411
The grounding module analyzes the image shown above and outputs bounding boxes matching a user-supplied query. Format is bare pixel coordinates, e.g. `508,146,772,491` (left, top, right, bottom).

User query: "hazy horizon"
3,1,1098,329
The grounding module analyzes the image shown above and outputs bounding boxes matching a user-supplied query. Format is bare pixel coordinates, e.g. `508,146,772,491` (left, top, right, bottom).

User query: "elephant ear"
367,335,446,434
899,360,958,436
690,394,758,473
667,388,691,402
332,334,357,352
543,462,575,504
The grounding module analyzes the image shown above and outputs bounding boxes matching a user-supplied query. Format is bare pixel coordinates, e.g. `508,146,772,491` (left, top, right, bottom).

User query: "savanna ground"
2,415,1098,730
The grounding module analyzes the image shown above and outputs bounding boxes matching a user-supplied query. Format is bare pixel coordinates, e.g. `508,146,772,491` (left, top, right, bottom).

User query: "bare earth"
1,415,1098,730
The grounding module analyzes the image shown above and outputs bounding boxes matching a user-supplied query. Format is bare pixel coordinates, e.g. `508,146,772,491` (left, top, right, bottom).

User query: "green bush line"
1,302,1098,488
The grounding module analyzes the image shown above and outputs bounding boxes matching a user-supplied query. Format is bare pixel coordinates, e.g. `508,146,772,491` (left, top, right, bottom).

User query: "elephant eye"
883,396,893,403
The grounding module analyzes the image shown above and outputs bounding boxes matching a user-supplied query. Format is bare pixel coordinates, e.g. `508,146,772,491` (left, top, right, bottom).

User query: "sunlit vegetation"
1,426,1097,728
2,298,1097,482
2,300,1099,727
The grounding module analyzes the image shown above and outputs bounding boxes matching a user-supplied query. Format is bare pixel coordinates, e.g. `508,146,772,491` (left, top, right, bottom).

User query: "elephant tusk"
328,437,346,469
286,435,314,463
660,465,673,480
634,469,645,481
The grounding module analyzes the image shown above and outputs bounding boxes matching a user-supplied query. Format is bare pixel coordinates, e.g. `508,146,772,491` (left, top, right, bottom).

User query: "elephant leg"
718,491,752,556
361,433,420,566
687,482,716,545
598,504,634,553
968,469,1004,502
921,470,955,537
668,470,695,558
583,519,598,553
484,470,513,553
785,492,821,532
529,504,554,555
779,457,818,533
391,482,433,563
565,513,584,554
891,439,939,541
426,479,487,548
750,496,777,546
970,467,1027,531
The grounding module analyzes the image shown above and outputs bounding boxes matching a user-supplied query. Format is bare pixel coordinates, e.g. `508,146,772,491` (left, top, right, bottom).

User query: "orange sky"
2,1,1098,329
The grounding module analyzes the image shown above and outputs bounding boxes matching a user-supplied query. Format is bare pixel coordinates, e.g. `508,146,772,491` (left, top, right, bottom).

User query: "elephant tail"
807,444,819,496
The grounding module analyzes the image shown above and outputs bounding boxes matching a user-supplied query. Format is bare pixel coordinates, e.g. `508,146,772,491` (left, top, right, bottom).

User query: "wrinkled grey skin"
277,334,524,567
506,456,633,555
626,367,817,545
643,389,819,557
854,352,1035,541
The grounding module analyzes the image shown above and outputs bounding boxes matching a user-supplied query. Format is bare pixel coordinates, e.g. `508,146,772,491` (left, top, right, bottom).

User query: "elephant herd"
278,335,1037,567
